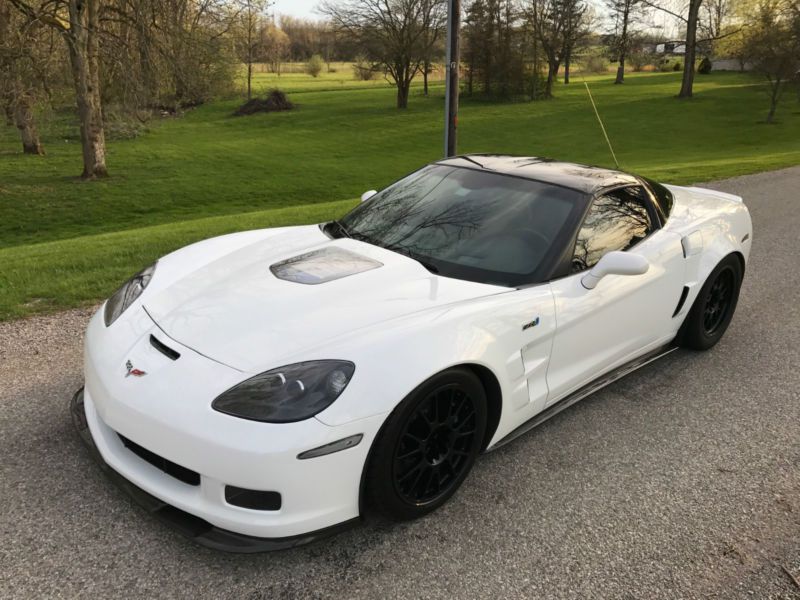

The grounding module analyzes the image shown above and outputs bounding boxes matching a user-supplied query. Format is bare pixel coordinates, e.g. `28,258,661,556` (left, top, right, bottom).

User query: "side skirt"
485,344,679,452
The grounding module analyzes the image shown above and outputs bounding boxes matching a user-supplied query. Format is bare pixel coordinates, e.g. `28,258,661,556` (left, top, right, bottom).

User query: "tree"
700,0,732,39
562,0,591,84
0,0,51,154
678,0,703,97
305,53,324,77
606,0,642,83
259,23,290,73
462,0,531,99
235,0,270,100
420,4,446,96
280,15,328,61
527,0,587,97
321,0,446,109
10,0,108,177
644,0,708,98
741,0,800,122
158,0,239,109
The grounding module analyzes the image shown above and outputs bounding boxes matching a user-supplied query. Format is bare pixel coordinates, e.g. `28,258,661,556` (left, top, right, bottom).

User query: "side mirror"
361,190,378,203
581,251,649,290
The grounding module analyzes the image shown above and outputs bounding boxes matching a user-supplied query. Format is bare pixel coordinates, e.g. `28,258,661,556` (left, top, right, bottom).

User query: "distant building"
711,59,753,72
654,41,687,54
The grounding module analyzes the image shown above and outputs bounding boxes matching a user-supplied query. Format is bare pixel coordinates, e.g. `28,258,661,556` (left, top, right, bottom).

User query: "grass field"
1,70,798,320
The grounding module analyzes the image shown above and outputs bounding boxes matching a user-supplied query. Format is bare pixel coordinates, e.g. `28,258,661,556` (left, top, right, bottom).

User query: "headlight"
104,263,156,326
211,360,355,423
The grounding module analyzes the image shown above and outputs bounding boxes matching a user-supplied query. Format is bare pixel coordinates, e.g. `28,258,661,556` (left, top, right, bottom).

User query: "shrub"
584,55,609,74
673,61,683,71
305,55,324,78
628,51,655,72
352,55,378,81
102,105,151,140
698,57,712,74
233,89,294,116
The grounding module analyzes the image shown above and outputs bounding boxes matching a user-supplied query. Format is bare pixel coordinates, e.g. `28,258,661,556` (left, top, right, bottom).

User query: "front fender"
311,285,557,449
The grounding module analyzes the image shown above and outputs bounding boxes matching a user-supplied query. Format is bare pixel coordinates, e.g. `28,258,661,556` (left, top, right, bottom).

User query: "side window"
572,186,653,272
644,177,674,218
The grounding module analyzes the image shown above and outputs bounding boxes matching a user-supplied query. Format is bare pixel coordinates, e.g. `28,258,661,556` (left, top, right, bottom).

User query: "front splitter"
70,388,360,553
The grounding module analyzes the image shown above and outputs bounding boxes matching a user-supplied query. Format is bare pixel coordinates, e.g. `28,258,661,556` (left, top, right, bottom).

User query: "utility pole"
444,0,460,157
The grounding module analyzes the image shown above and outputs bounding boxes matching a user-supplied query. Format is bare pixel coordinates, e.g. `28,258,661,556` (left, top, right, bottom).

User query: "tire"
678,254,743,351
365,367,487,521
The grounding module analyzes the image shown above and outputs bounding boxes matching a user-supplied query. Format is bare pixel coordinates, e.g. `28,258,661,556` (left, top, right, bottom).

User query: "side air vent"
673,286,690,317
150,335,181,360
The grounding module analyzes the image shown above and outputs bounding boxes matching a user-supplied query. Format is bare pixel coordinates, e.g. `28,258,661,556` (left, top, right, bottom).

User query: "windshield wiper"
457,155,487,169
323,220,351,239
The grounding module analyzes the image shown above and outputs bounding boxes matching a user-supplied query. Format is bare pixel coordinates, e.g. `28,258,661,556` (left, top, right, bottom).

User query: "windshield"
338,165,586,286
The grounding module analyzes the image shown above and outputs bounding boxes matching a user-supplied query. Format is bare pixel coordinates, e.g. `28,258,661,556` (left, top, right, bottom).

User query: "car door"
544,185,685,404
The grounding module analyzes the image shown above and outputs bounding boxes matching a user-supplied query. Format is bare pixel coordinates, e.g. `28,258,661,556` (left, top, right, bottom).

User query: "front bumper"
71,388,359,552
78,307,386,551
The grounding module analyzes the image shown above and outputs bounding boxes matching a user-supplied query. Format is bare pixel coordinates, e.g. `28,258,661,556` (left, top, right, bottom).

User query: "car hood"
144,226,507,372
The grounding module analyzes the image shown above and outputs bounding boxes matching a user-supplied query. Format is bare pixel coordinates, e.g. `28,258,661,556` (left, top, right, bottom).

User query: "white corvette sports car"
72,156,752,552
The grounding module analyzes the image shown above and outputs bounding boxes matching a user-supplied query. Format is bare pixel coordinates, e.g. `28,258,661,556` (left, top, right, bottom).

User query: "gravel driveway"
2,167,799,599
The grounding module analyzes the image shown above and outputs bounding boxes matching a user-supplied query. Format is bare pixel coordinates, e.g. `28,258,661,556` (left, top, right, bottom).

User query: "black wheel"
365,368,487,521
679,255,743,351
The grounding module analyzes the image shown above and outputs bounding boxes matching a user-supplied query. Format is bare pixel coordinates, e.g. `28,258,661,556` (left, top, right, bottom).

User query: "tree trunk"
13,95,44,155
246,4,253,100
766,79,782,123
467,52,474,95
247,61,252,100
564,48,571,84
397,80,410,109
67,0,108,179
545,59,559,98
423,60,429,96
678,0,702,99
3,99,13,126
135,0,156,106
0,2,15,125
615,2,630,85
531,29,539,100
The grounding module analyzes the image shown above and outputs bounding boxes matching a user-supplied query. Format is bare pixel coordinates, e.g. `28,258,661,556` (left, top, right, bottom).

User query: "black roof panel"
436,155,639,194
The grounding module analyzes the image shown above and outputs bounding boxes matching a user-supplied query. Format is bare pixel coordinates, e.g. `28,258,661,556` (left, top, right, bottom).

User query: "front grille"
118,434,200,486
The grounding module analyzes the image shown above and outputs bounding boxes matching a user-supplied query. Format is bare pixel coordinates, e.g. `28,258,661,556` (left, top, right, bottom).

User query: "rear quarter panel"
664,185,752,312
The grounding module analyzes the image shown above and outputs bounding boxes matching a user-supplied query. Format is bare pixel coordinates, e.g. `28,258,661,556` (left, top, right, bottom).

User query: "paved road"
2,167,799,599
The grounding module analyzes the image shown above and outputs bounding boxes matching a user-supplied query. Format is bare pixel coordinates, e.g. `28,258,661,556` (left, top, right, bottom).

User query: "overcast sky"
274,0,320,20
271,0,683,38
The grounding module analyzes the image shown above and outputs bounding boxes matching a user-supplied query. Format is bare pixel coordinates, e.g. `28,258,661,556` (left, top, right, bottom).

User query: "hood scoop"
270,246,383,285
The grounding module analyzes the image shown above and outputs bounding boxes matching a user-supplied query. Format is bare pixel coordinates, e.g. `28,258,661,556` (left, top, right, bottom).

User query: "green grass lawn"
1,70,798,320
0,200,356,320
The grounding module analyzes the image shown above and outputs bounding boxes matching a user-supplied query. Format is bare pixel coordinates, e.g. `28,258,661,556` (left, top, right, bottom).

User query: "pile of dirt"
234,90,294,116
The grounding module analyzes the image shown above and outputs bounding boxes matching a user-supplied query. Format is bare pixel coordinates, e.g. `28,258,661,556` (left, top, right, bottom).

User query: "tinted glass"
340,165,586,286
644,178,674,218
572,186,652,272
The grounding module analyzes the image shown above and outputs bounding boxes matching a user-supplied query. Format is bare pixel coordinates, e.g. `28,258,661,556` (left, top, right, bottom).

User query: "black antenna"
583,81,620,169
